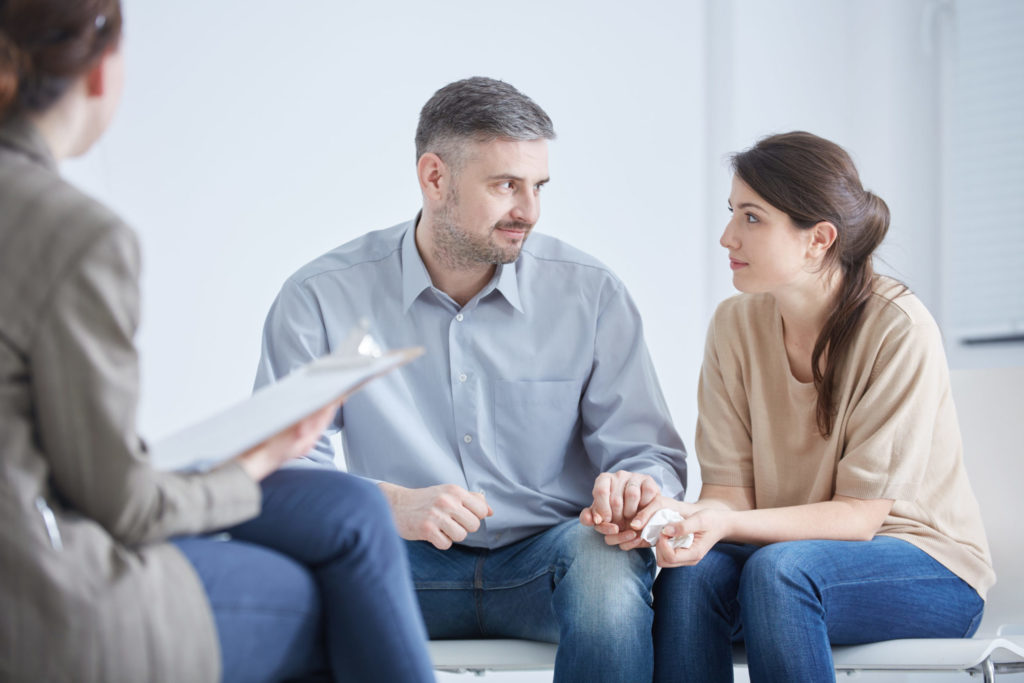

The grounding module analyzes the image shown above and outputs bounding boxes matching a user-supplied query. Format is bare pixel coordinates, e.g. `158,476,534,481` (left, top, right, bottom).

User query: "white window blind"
948,0,1024,344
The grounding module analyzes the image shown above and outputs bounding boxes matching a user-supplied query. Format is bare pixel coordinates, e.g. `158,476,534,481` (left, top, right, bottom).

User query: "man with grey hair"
255,76,687,681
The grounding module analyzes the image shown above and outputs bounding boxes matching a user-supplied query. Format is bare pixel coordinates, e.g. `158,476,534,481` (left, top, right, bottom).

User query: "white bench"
428,366,1024,680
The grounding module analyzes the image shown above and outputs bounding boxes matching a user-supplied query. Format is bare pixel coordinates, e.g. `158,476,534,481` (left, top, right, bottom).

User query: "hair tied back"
0,27,24,114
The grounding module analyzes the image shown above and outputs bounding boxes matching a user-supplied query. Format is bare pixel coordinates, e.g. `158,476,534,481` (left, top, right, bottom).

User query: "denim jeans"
174,469,434,683
652,536,984,683
406,518,656,683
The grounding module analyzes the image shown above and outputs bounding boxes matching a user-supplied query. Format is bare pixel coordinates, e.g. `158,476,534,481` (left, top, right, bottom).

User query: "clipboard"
149,346,423,472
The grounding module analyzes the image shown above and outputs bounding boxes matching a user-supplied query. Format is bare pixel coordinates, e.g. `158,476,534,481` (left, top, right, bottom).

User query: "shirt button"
458,373,468,383
455,313,464,322
463,434,473,444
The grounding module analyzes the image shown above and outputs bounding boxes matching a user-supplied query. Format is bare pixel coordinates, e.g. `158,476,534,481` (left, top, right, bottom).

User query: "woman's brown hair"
732,131,892,438
0,0,122,117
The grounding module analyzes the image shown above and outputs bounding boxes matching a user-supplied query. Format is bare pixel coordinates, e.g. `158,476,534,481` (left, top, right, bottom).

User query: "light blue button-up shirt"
255,219,687,547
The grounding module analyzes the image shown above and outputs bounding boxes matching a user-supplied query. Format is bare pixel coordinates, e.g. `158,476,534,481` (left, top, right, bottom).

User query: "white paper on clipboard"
149,346,423,472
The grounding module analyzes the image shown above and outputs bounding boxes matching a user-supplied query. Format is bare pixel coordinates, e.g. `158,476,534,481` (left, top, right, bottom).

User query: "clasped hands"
377,470,729,566
579,470,727,568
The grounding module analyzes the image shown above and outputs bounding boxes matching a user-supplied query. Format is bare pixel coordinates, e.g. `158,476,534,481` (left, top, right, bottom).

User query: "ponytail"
732,133,894,438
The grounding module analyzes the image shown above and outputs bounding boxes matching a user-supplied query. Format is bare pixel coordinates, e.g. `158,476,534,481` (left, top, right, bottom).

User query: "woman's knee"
738,542,822,612
655,545,747,614
270,469,390,524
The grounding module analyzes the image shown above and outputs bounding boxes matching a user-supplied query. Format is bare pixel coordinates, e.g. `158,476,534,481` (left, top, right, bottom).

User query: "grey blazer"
0,117,261,682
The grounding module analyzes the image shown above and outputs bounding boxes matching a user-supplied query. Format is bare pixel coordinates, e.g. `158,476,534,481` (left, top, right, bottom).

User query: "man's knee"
553,523,655,621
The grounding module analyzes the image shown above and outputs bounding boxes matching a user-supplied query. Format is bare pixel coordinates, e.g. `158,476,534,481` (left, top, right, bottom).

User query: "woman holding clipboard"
0,1,434,681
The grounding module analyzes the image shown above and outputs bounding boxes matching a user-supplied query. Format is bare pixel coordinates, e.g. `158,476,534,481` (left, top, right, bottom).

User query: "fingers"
655,535,682,567
459,489,491,520
622,479,642,520
628,496,666,531
590,473,613,524
591,471,660,525
413,485,491,549
289,401,341,456
639,477,660,509
427,528,453,550
600,528,642,547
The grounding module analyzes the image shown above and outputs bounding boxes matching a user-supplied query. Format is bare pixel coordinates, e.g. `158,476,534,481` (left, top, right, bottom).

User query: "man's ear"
808,220,838,257
417,152,448,201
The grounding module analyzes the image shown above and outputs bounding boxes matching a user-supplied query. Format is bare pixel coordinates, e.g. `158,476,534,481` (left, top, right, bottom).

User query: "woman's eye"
745,213,758,224
727,204,733,213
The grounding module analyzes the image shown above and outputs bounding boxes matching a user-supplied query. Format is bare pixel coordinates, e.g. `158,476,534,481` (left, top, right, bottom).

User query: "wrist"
235,447,272,481
377,481,404,505
717,509,741,540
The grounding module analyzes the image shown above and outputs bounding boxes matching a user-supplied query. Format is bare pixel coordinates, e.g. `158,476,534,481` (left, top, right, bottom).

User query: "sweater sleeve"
694,302,755,487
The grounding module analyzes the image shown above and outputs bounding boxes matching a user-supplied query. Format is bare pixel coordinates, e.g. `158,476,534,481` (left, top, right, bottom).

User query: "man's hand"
579,470,660,548
378,482,493,550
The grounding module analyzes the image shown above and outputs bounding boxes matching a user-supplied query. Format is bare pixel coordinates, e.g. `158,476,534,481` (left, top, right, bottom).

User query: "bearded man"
254,76,687,683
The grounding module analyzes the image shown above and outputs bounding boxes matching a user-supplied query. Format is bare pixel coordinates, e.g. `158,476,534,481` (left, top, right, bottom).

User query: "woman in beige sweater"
626,132,993,682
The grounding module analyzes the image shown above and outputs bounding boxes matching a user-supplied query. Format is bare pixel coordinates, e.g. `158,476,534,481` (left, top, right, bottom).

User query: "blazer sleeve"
29,219,260,545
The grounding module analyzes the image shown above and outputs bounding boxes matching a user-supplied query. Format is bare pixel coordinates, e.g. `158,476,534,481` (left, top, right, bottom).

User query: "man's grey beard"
433,189,530,270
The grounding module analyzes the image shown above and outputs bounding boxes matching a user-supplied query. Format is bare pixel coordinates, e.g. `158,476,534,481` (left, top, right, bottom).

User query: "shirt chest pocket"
492,379,583,487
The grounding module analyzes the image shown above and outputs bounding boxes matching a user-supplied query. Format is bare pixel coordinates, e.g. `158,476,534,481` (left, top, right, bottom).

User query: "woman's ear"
808,220,838,257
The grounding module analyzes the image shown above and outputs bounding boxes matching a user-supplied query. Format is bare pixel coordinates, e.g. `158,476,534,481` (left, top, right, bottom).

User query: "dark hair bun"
0,0,122,117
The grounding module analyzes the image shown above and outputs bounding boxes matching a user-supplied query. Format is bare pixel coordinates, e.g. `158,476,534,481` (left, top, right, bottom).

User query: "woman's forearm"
718,496,894,545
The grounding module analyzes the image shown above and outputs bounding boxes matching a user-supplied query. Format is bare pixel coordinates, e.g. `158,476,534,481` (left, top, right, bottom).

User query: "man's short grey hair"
415,76,556,169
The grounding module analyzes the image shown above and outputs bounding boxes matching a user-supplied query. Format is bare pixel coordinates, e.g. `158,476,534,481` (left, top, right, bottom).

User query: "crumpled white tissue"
640,509,694,549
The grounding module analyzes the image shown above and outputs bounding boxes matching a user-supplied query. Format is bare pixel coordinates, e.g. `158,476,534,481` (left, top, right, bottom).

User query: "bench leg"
982,656,995,683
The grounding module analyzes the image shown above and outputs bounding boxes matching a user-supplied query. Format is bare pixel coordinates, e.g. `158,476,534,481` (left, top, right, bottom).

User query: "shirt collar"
401,216,434,312
492,259,524,313
400,215,525,314
0,116,58,172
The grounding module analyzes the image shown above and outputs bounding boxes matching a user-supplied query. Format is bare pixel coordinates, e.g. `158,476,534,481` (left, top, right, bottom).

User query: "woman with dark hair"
0,2,435,681
626,131,994,681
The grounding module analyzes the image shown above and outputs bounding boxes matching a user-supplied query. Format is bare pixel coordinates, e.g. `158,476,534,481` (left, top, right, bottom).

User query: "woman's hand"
232,401,340,481
649,506,731,568
587,495,699,551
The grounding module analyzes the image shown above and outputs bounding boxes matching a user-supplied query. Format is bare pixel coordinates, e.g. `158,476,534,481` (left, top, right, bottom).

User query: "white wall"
64,0,709,468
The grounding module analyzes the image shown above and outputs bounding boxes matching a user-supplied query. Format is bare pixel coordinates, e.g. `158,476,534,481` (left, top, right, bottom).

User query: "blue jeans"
652,536,984,683
407,519,656,683
174,469,434,683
